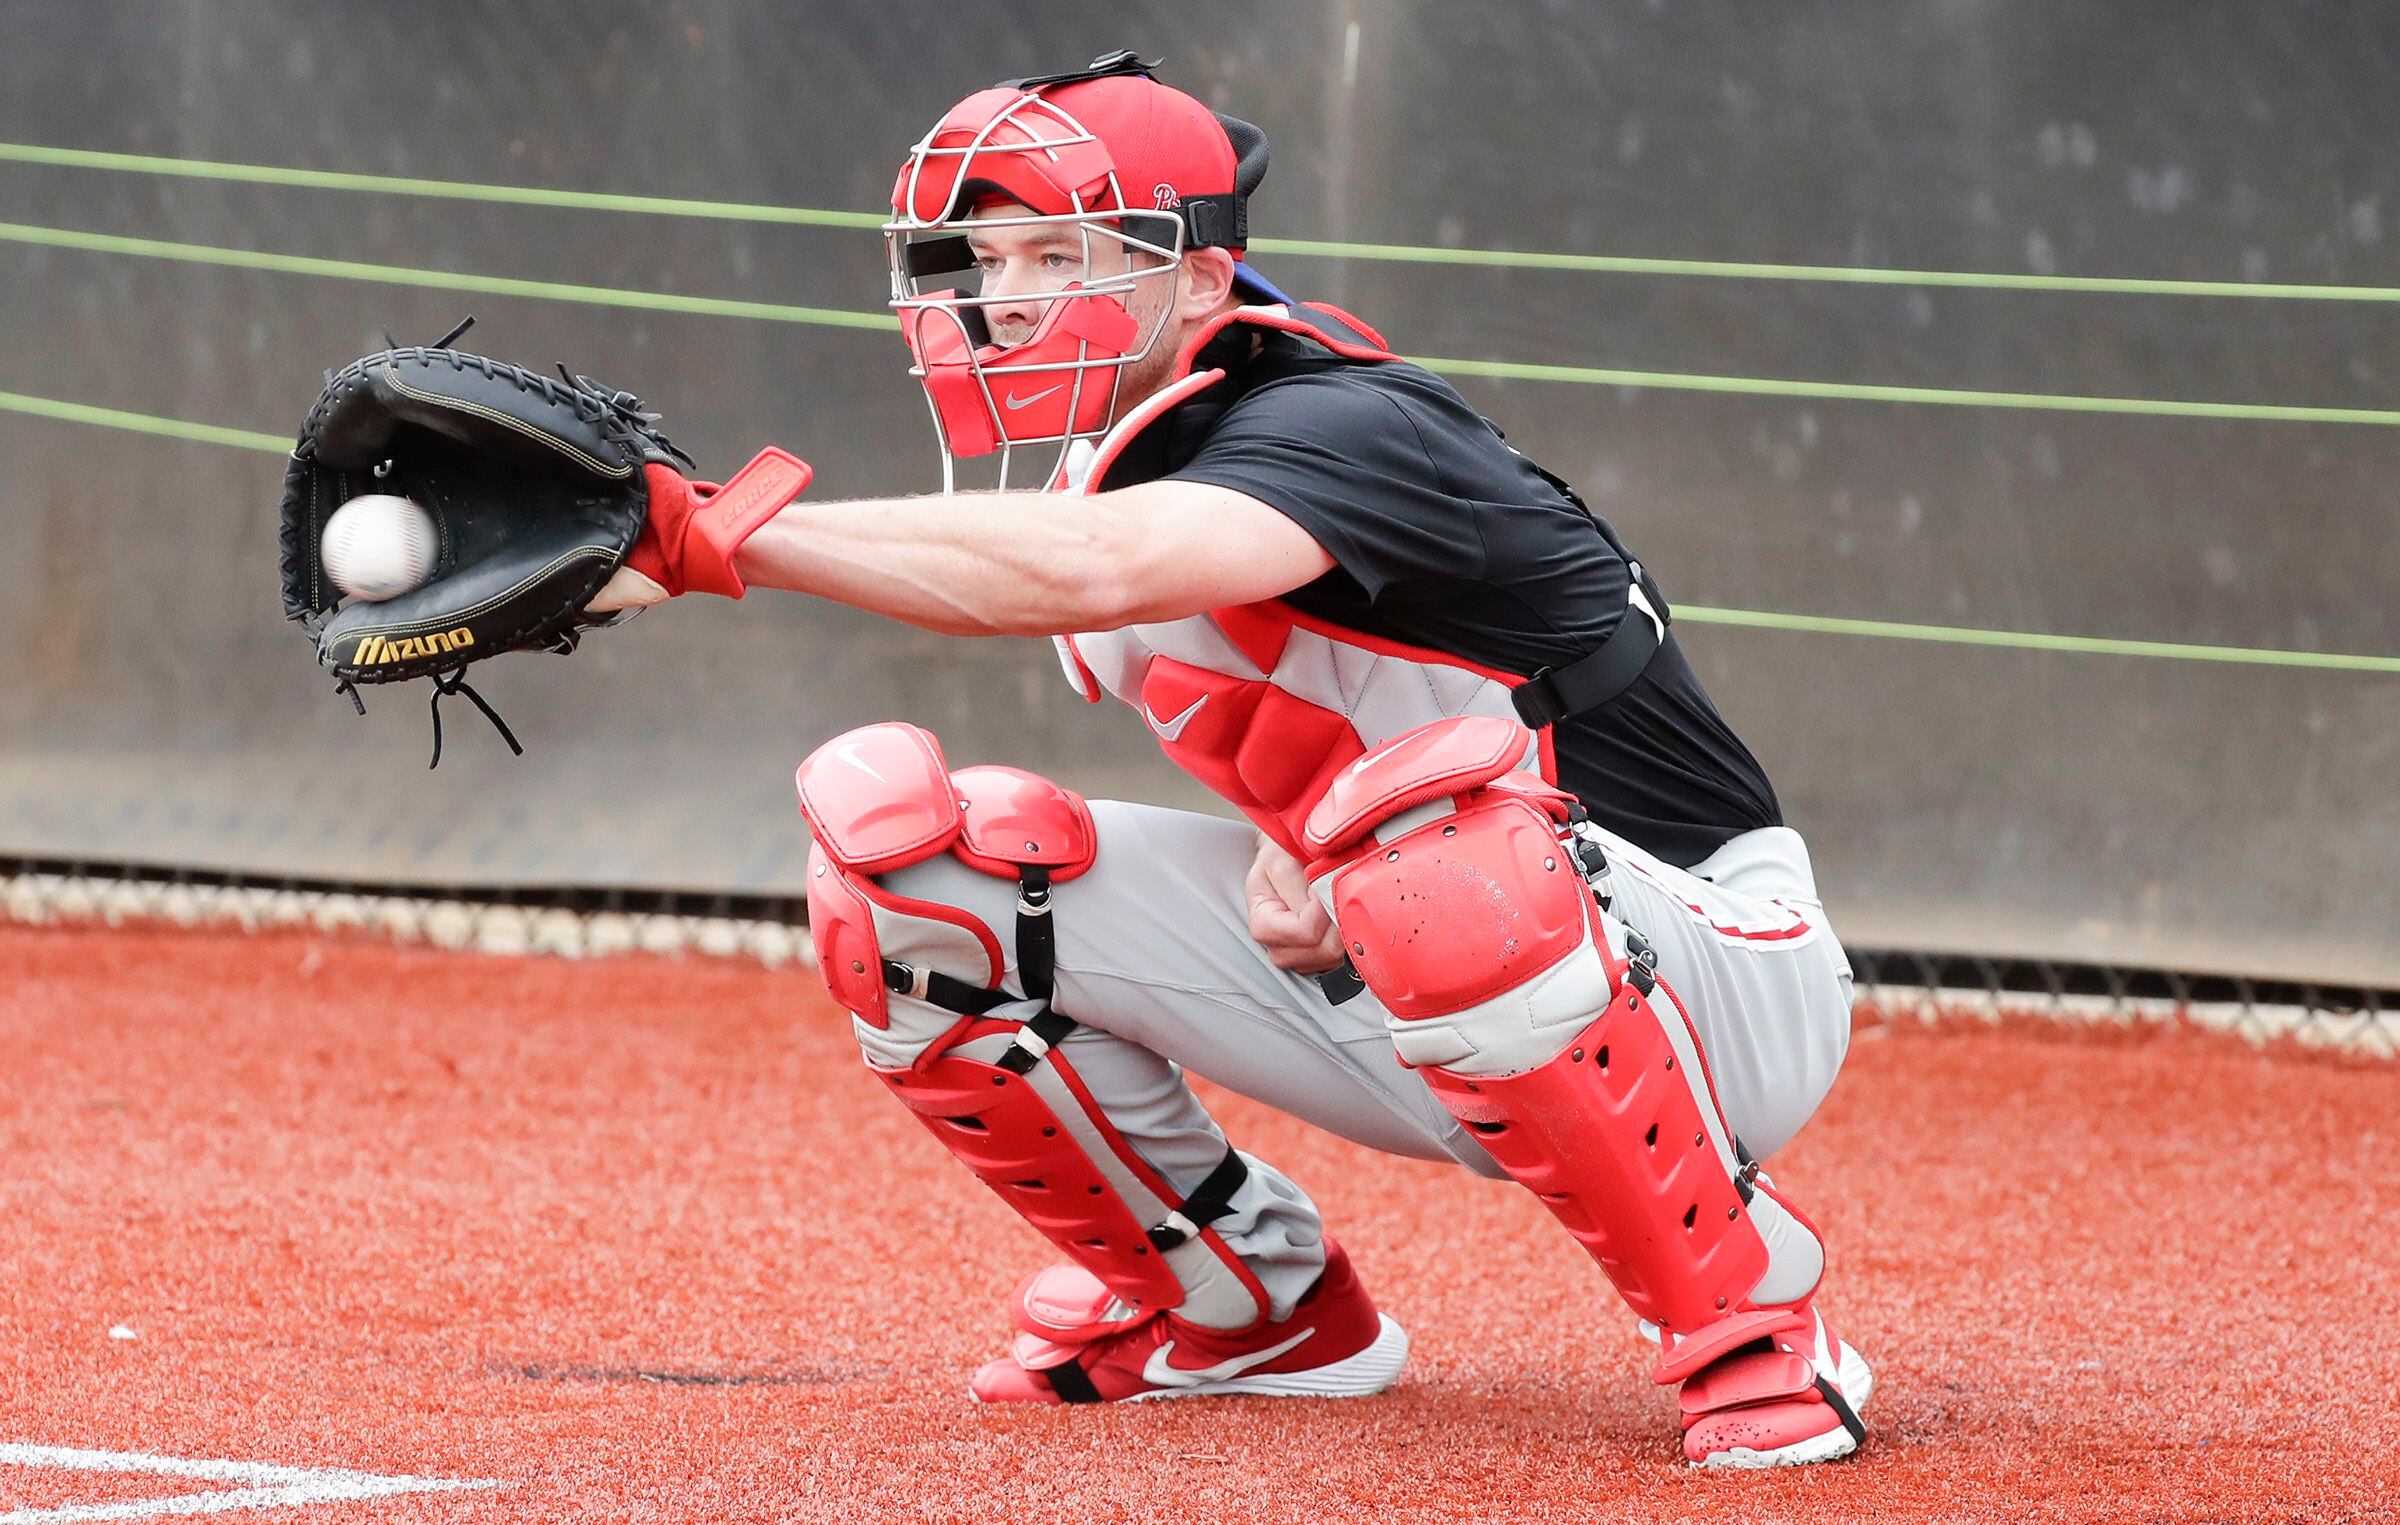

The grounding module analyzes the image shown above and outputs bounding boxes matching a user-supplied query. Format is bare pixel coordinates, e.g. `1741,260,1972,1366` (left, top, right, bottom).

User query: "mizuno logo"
1143,694,1206,742
352,628,475,665
1141,1328,1315,1388
1003,385,1065,411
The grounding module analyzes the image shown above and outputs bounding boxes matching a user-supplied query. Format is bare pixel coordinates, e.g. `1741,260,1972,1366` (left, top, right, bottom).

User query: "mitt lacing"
426,668,523,769
323,668,526,768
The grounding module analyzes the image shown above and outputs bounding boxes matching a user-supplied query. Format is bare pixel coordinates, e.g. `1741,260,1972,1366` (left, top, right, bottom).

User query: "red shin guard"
873,1018,1208,1317
1419,980,1778,1355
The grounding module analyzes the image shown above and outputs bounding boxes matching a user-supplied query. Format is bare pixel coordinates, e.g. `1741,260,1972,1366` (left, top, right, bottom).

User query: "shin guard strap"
1145,1147,1247,1251
1040,1360,1104,1404
996,1008,1077,1075
884,959,1010,1015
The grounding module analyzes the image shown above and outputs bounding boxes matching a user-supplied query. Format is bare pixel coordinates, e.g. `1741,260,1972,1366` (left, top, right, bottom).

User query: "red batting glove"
624,447,814,599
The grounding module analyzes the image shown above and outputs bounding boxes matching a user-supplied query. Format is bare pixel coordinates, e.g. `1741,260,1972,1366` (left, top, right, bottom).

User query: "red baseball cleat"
968,1239,1408,1403
1676,1304,1872,1468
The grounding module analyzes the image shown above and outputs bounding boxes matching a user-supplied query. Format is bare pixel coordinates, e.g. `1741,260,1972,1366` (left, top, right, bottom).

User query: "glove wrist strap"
666,447,814,598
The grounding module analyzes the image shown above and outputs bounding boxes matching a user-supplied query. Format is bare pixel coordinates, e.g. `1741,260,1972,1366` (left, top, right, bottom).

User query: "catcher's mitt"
280,322,691,762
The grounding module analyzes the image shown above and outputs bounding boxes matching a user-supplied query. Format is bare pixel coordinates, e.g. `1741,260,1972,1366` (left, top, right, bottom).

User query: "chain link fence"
6,855,2390,1059
1847,948,2394,1058
0,856,813,967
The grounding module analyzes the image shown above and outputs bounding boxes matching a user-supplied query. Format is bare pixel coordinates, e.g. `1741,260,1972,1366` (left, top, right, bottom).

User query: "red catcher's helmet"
886,51,1280,489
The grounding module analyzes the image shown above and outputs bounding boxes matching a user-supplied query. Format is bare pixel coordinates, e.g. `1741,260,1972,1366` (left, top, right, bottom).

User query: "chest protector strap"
1511,559,1671,727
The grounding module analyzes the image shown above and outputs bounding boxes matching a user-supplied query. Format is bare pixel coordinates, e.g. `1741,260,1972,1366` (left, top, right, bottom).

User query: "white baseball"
321,493,438,602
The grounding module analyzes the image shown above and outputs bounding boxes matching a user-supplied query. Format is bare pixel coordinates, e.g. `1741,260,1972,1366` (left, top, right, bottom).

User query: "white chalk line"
0,1445,497,1523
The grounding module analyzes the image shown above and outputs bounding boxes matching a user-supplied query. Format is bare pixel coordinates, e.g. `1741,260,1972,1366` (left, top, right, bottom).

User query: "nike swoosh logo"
834,742,884,781
1143,694,1207,742
1142,1327,1315,1388
1003,385,1066,411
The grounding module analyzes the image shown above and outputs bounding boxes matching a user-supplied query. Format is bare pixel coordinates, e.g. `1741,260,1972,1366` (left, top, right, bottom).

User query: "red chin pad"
904,287,1141,457
906,301,1002,458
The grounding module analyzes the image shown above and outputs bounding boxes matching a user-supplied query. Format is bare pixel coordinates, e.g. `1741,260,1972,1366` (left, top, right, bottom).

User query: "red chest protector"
1048,302,1554,860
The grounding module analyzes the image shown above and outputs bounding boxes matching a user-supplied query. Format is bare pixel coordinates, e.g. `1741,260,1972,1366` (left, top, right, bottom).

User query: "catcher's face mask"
886,53,1279,491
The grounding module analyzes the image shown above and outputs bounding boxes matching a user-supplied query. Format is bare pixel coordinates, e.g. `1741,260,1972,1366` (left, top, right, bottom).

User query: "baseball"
320,493,437,602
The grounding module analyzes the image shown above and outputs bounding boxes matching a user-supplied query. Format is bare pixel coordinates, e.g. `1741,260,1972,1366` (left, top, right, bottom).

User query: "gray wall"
4,2,2395,985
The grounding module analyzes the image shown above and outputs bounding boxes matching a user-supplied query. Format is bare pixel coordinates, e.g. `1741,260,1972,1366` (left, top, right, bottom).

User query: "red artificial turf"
3,921,2395,1523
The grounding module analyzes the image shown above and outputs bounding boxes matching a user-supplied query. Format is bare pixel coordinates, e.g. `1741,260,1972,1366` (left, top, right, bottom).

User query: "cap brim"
1231,261,1295,306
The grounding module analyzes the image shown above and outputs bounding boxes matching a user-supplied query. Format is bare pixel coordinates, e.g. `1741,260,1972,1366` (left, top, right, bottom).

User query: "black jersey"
1106,325,1780,868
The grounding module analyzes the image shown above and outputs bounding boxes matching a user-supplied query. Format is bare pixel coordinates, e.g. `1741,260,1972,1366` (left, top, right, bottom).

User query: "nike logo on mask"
1143,694,1207,742
1003,385,1066,411
834,742,884,781
1141,1327,1316,1387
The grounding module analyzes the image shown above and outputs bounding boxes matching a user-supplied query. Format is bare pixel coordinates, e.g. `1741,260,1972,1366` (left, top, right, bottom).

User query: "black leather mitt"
280,326,691,760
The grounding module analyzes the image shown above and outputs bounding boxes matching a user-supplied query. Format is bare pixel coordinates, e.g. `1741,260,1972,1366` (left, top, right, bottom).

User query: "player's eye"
1041,252,1081,272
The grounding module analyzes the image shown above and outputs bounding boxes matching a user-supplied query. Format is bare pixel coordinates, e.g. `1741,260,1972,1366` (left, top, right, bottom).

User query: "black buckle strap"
996,1007,1077,1076
882,959,1011,1015
883,863,1079,1075
993,864,1077,1073
1511,561,1671,729
1015,866,1056,1003
1733,1139,1760,1205
998,49,1158,92
1180,192,1246,249
1563,804,1614,913
1622,927,1659,996
881,953,1070,1074
1314,960,1366,1007
1144,1147,1249,1251
1040,1358,1105,1404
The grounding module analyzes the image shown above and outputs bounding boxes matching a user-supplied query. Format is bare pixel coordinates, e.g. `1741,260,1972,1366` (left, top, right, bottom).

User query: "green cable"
8,221,2400,424
1672,605,2400,674
1413,355,2400,425
7,140,2400,301
0,387,288,452
0,142,885,230
1,385,2391,676
0,221,893,330
1245,235,2400,302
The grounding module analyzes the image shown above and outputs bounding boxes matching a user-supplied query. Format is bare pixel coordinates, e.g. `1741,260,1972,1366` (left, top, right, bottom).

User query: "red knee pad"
1323,791,1589,1018
796,722,1095,1029
1303,714,1585,1020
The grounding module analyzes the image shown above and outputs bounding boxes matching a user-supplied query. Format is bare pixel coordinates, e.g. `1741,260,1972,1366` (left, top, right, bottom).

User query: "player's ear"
1179,246,1240,319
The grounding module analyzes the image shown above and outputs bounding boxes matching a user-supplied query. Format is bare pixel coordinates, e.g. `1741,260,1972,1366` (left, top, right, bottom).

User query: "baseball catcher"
294,52,1872,1467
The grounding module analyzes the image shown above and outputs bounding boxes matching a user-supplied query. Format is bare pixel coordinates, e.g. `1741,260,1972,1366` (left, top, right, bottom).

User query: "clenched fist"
1245,833,1346,974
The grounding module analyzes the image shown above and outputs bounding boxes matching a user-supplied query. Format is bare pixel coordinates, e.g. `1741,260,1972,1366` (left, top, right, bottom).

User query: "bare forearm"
732,490,1131,637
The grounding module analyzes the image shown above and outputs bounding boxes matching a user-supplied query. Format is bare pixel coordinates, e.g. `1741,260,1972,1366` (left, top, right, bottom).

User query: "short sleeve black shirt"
1102,326,1781,868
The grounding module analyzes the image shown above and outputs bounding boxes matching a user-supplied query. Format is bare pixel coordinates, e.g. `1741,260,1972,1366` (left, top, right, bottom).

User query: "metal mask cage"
892,88,1108,227
884,207,1189,493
